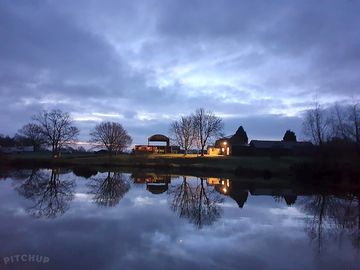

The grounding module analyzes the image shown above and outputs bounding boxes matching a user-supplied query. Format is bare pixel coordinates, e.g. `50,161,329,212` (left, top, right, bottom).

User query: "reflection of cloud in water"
133,196,168,206
1,170,360,269
73,192,93,202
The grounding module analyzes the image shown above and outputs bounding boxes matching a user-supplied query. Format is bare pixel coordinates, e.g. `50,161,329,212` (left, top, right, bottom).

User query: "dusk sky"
1,0,359,145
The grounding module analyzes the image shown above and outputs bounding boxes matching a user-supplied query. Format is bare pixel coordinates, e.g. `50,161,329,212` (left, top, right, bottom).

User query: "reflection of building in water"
251,189,298,206
208,178,301,208
208,178,249,208
284,195,297,206
131,172,171,195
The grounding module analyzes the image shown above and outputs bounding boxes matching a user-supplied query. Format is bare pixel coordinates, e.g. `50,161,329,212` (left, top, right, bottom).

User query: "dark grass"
0,152,305,174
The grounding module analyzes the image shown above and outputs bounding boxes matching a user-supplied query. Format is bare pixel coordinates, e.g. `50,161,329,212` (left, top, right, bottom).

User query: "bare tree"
302,102,329,145
168,176,196,218
170,116,196,155
329,103,351,140
191,178,224,228
167,177,224,229
348,102,360,144
33,109,79,157
16,123,46,151
90,122,132,154
193,108,223,156
87,172,130,207
16,169,75,218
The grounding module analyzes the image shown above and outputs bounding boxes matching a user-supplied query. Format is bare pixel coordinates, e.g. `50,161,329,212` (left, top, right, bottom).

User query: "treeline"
0,109,132,157
170,108,223,155
0,107,224,157
1,101,359,157
302,101,360,152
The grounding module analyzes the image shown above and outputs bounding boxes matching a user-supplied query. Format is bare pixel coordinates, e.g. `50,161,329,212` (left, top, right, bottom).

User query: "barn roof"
249,140,313,149
146,184,168,194
148,134,169,142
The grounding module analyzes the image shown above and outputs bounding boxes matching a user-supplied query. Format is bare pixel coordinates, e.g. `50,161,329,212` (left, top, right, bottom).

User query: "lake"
0,168,359,270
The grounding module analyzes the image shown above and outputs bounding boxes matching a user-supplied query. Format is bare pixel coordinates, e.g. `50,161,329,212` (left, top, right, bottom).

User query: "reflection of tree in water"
88,172,130,207
168,177,224,229
169,176,196,219
336,193,360,249
301,195,339,253
16,169,75,218
193,178,224,228
300,193,360,254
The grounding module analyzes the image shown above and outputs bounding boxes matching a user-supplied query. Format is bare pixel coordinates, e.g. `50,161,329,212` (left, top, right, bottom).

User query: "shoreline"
1,153,359,190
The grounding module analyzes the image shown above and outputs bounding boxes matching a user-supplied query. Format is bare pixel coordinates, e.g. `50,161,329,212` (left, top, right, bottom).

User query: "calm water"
0,168,359,270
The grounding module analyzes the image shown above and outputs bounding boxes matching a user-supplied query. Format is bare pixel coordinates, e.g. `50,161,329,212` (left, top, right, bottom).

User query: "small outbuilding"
134,134,172,154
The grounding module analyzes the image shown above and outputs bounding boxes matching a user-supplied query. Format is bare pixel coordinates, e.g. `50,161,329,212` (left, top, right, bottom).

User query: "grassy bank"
1,152,360,189
0,152,304,175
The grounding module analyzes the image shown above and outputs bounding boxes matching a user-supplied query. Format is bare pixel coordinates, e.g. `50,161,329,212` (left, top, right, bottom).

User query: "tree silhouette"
283,130,297,142
16,123,46,151
170,116,196,155
300,194,344,254
168,177,224,229
193,108,223,156
90,122,132,154
88,172,130,207
33,109,79,157
298,191,360,255
332,193,360,250
168,176,196,219
16,169,75,218
302,102,329,145
191,178,224,228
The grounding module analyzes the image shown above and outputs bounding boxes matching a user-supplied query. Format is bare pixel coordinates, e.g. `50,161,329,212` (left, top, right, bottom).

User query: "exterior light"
223,141,227,145
223,187,227,193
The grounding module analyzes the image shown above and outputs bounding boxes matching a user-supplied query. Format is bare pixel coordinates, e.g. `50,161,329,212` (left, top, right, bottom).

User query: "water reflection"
209,178,249,208
87,172,130,207
1,168,360,269
168,176,224,228
300,193,360,253
72,166,98,179
131,172,171,194
16,169,75,218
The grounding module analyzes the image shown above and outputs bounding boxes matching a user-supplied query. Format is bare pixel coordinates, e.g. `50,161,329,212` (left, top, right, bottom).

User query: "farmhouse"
208,126,313,156
208,126,249,156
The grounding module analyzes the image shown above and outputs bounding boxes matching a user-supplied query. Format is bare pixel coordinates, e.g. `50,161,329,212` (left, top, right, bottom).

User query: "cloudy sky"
1,0,359,144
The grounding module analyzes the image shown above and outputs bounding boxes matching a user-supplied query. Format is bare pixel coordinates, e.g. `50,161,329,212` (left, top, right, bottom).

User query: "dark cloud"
1,0,359,144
